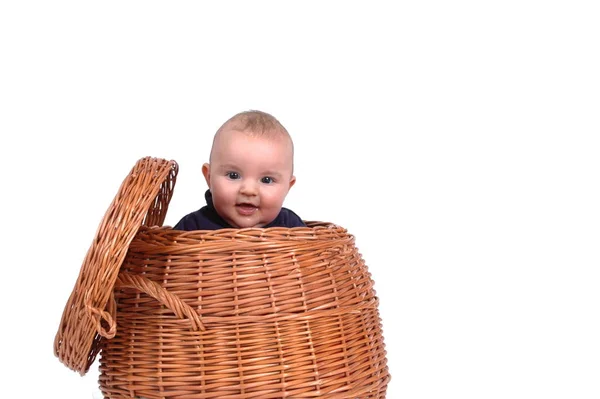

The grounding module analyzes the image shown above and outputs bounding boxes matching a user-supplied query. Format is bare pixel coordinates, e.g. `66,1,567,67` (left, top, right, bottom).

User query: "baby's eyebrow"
262,171,283,178
218,164,240,171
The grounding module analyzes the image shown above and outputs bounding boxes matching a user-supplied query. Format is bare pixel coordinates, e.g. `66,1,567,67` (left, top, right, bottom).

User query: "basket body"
99,223,389,398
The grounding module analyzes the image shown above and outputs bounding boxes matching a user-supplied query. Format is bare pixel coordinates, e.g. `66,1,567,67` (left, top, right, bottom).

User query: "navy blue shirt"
174,190,306,231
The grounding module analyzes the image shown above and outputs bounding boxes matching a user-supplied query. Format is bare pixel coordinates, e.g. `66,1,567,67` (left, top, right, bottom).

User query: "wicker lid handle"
85,291,117,339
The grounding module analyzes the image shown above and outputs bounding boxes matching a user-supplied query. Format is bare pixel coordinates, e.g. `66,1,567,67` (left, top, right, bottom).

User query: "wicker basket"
55,157,390,398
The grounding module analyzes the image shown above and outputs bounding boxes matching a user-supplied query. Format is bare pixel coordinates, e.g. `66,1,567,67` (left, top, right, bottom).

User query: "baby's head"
202,110,297,228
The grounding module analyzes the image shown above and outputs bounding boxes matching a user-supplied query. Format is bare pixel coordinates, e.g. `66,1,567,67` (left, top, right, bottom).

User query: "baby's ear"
288,175,296,190
202,163,211,187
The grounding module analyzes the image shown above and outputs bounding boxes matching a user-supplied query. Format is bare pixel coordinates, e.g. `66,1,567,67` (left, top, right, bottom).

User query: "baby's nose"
239,180,258,196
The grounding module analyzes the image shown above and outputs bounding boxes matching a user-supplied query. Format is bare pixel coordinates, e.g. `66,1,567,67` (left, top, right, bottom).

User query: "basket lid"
53,156,178,375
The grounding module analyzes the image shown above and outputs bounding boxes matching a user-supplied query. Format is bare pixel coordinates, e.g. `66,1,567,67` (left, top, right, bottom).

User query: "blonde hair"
217,110,290,139
211,110,295,168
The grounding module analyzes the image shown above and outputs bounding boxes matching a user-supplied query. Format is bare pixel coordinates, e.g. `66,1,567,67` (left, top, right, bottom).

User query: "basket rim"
54,156,178,375
140,220,346,235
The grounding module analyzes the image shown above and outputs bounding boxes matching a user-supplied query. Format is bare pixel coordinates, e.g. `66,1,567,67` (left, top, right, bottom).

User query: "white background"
1,1,599,398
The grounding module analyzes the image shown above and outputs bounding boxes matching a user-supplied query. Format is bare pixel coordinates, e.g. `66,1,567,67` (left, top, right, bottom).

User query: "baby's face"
204,128,296,228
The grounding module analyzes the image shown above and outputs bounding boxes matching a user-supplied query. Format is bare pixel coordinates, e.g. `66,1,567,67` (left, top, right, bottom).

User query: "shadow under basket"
54,157,390,399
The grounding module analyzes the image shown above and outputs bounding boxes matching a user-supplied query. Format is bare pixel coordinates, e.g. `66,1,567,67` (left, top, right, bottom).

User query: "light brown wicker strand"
84,290,117,339
295,251,321,395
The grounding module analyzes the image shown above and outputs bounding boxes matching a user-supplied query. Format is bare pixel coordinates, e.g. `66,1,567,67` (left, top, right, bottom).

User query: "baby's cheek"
263,195,283,210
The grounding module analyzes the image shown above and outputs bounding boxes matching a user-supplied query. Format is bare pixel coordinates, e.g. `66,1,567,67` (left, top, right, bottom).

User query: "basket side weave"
99,224,390,398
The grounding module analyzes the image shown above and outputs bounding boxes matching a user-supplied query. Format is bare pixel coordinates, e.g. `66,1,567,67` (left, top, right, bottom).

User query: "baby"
174,110,305,230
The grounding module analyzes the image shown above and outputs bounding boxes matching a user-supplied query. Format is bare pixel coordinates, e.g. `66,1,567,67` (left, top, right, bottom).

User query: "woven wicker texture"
99,224,390,398
54,157,178,374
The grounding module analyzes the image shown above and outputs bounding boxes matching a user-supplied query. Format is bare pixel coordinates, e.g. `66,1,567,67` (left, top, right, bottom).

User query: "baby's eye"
227,172,240,180
261,176,274,184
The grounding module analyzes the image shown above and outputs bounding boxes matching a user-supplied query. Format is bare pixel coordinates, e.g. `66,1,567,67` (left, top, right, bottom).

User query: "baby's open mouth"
236,203,258,215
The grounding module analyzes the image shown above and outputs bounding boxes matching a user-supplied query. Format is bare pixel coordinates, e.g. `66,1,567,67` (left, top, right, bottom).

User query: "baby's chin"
226,218,268,229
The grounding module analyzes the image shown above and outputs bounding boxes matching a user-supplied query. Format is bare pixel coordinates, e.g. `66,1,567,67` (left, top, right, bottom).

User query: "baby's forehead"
215,126,292,149
211,128,293,162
